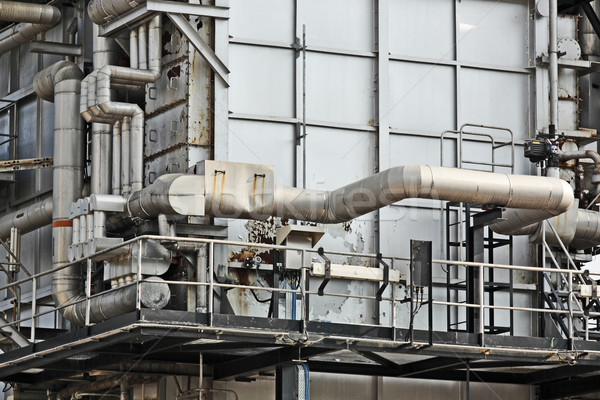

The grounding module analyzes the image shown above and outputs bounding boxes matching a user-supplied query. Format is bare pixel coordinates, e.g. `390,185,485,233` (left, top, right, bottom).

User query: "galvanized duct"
0,196,52,239
126,165,574,228
0,1,61,54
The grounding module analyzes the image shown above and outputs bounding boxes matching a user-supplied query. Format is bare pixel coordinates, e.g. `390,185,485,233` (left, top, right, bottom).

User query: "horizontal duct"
126,162,574,228
0,196,52,239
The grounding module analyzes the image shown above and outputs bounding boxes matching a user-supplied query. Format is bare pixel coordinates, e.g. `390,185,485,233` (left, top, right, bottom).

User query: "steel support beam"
166,12,230,86
146,0,228,18
582,2,600,39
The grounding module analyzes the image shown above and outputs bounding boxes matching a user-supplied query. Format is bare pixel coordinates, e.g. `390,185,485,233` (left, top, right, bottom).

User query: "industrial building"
2,0,600,398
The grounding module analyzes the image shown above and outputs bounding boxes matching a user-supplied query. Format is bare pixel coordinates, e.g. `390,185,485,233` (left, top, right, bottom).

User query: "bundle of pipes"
82,15,161,196
0,0,61,54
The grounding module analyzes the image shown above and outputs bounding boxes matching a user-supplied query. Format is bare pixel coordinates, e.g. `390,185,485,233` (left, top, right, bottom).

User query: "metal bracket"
317,247,330,296
375,253,389,301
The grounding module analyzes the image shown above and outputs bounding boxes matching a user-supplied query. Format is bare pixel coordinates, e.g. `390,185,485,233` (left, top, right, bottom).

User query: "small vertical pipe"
94,211,106,238
112,121,121,195
302,24,307,189
79,215,87,244
86,214,94,241
72,216,80,245
139,23,148,70
568,270,573,349
121,117,131,195
130,29,139,69
466,360,470,400
549,0,558,138
197,245,207,313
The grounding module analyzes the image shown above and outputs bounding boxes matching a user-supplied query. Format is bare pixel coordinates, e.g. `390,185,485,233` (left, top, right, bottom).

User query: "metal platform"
1,309,600,400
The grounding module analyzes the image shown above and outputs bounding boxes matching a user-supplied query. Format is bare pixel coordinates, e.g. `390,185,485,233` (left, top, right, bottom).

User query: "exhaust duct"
0,1,61,54
126,162,574,228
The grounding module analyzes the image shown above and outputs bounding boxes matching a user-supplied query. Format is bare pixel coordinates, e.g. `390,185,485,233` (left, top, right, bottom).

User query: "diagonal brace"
166,13,230,87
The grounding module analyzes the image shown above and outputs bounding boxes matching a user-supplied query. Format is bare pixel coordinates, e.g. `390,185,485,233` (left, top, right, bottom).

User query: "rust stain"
252,175,257,207
261,176,265,204
220,171,226,206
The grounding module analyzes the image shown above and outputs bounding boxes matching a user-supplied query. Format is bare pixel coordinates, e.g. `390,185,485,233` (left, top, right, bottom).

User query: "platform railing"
1,234,599,351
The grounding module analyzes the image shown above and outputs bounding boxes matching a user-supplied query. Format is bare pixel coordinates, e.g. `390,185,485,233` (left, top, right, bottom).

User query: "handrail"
2,234,600,348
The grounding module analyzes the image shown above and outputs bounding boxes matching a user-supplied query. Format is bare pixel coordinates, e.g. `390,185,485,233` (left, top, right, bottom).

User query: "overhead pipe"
0,1,60,24
0,196,53,239
126,165,574,229
0,1,61,54
88,0,147,25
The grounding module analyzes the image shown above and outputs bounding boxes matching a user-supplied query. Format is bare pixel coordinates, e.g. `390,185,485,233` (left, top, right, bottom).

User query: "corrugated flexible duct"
0,1,61,54
126,165,574,228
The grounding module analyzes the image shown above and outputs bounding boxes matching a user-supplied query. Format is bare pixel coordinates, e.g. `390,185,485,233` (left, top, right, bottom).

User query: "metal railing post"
85,258,92,325
136,239,143,311
479,263,485,346
300,250,307,336
208,241,214,326
30,276,36,342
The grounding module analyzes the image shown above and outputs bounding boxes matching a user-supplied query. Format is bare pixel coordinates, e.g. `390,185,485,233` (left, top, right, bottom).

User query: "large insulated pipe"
33,60,85,326
126,165,574,227
0,1,61,54
0,196,53,239
88,0,146,25
0,1,60,24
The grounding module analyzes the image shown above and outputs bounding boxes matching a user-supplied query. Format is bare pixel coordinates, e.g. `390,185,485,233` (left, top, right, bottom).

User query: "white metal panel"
229,44,295,118
460,68,529,138
305,126,375,189
389,61,455,133
305,53,375,126
301,0,374,53
389,0,455,60
228,119,296,186
458,0,529,67
229,0,294,43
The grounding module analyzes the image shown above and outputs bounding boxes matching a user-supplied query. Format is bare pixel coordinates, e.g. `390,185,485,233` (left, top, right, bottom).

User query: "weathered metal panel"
146,60,189,115
144,145,210,186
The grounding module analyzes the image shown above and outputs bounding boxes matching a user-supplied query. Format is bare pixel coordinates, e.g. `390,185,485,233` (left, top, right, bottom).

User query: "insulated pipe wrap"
0,197,53,239
0,1,60,24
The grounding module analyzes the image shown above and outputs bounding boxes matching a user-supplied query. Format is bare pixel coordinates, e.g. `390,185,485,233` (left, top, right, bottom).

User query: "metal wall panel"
458,0,529,68
306,53,375,125
389,0,455,60
389,62,455,133
227,119,296,186
229,45,295,117
459,68,529,136
301,0,374,52
230,0,294,43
